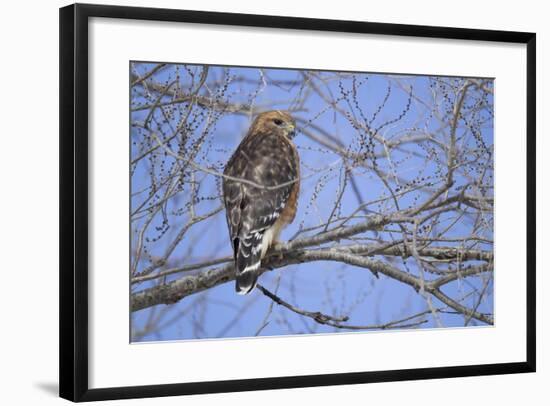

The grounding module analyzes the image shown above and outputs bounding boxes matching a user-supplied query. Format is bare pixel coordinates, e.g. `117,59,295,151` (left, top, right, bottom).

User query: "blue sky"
130,63,494,341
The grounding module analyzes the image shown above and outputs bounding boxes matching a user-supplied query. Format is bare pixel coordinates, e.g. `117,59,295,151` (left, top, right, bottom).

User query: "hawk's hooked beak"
286,122,296,138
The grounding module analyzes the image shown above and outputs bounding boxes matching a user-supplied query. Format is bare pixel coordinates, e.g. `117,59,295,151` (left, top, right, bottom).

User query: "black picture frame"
59,3,536,402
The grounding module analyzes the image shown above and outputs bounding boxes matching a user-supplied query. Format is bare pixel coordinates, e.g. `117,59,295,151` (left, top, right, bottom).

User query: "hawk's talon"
270,240,285,263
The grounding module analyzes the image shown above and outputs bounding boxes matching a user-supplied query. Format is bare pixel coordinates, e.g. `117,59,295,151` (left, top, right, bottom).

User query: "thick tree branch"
131,241,493,326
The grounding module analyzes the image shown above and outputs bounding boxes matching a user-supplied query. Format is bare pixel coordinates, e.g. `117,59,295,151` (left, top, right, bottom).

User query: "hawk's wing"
223,131,299,294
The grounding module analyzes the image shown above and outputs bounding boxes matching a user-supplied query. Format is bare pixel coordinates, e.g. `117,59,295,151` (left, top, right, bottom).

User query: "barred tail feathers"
235,230,265,295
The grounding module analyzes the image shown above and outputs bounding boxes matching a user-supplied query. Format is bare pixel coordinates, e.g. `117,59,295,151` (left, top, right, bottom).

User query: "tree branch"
131,241,493,326
256,283,429,330
256,284,349,325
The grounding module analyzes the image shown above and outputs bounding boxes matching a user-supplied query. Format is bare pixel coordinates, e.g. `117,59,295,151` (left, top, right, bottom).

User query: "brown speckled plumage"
223,111,300,294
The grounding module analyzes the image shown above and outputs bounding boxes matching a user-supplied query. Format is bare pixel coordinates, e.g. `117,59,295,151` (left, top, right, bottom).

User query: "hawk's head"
252,110,297,140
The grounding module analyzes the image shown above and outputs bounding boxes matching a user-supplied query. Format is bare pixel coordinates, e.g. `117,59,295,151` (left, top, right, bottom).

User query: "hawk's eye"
273,118,283,126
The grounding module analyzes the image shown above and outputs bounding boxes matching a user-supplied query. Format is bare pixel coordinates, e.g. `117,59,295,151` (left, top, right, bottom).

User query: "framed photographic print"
59,3,536,402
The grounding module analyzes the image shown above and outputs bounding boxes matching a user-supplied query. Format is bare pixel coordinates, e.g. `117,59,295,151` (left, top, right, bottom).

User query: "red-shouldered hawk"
223,111,300,294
